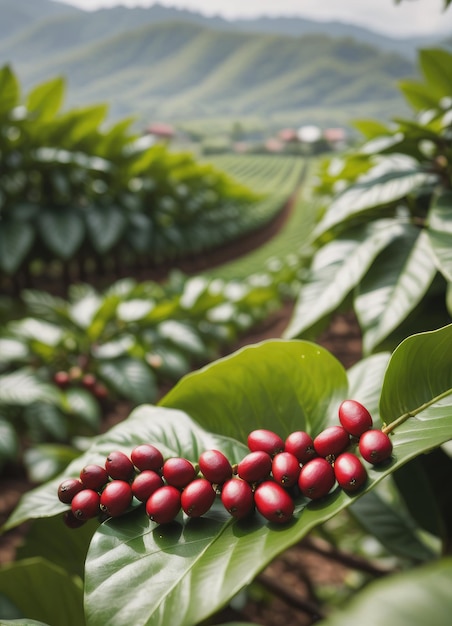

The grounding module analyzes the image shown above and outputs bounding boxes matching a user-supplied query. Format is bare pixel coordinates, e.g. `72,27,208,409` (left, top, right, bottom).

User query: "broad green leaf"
380,323,452,424
69,291,101,329
313,156,431,240
21,289,68,323
0,220,34,274
64,388,101,431
349,487,437,562
161,340,348,441
318,557,452,626
355,228,437,354
0,370,59,406
0,65,20,114
0,418,18,463
92,336,134,360
399,79,442,111
98,358,157,403
0,338,28,363
427,191,452,281
26,77,65,121
157,321,206,357
284,220,405,340
38,210,84,259
85,205,126,253
353,119,390,139
392,457,445,540
16,515,97,579
419,48,452,99
117,299,154,322
0,558,84,626
10,318,63,346
24,444,81,483
24,402,67,441
3,406,248,530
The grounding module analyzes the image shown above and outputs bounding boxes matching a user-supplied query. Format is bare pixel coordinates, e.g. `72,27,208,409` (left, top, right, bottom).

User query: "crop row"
0,65,303,290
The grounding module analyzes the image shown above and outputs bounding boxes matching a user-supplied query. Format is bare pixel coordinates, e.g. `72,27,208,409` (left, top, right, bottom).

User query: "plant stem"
382,387,452,435
302,536,395,578
257,571,326,620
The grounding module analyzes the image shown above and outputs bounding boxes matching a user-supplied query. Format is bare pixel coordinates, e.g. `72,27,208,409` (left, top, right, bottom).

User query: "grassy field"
203,157,320,280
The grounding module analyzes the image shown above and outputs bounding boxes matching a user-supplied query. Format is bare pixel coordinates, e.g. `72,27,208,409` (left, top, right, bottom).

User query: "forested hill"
1,0,445,127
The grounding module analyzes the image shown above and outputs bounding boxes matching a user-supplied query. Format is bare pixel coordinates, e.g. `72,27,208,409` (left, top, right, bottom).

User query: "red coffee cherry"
57,478,84,504
105,450,135,481
146,485,181,524
93,382,109,399
298,457,335,500
271,452,300,488
359,430,393,465
131,444,164,472
71,489,100,520
163,457,197,488
254,481,295,524
80,464,109,491
237,450,272,484
334,452,367,492
81,373,97,391
131,470,164,502
100,480,133,517
63,510,86,529
314,425,350,459
221,478,254,520
338,399,373,437
53,371,70,388
198,449,233,485
247,429,284,457
284,431,316,464
181,478,216,518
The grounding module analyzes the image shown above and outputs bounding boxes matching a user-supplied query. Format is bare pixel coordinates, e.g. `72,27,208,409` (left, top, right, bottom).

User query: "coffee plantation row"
0,64,305,291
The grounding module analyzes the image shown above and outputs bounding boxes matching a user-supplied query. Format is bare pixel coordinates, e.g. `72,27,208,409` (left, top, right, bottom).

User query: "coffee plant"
284,47,452,353
0,65,264,285
2,323,452,625
0,260,301,479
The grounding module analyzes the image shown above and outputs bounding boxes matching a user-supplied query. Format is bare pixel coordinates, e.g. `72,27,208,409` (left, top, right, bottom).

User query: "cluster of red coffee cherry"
57,399,392,527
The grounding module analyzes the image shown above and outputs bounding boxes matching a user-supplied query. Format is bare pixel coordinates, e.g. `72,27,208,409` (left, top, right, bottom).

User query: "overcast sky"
55,0,452,37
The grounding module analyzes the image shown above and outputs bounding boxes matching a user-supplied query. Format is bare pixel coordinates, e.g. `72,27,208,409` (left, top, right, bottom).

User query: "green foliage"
0,262,300,477
2,324,452,625
319,557,452,626
285,48,452,352
0,65,279,281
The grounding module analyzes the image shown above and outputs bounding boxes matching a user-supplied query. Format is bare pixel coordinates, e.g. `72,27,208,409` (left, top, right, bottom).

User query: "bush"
284,48,452,353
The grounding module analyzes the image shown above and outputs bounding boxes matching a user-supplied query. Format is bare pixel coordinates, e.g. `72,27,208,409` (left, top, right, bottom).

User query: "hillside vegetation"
0,0,425,128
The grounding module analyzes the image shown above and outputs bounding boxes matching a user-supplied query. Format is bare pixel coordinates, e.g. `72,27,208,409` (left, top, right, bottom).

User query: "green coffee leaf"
318,557,452,626
0,558,84,626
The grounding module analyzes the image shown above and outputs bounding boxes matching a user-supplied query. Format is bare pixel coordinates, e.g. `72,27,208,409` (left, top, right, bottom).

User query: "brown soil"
0,185,364,624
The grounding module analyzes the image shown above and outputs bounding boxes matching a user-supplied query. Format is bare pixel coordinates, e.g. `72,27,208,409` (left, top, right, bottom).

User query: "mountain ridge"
0,0,440,129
